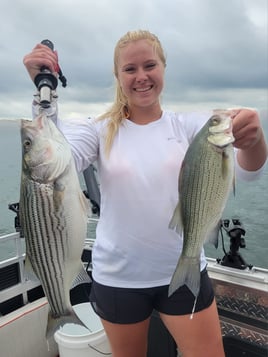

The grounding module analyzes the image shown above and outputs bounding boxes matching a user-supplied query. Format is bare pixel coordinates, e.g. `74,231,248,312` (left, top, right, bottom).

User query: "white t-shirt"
33,104,266,288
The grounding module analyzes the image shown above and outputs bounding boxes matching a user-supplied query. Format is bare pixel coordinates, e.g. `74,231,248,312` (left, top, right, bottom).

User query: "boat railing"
0,232,41,307
0,217,98,312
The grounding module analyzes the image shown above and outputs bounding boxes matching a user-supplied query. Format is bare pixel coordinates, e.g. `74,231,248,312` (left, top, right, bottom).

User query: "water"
0,119,267,268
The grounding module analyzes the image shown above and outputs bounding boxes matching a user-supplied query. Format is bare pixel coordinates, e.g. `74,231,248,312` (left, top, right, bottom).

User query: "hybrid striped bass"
20,114,90,337
169,110,235,299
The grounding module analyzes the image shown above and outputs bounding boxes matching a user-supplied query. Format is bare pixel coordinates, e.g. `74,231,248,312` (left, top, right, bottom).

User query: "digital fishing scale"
34,39,67,108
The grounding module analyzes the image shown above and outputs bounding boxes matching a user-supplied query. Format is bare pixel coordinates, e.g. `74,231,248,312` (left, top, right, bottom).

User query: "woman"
23,30,267,357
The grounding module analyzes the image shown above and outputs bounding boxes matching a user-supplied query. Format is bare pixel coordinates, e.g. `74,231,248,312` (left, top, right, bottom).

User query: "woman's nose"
136,68,148,82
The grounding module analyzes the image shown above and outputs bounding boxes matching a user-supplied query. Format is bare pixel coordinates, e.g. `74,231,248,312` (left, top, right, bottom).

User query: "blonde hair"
98,30,166,155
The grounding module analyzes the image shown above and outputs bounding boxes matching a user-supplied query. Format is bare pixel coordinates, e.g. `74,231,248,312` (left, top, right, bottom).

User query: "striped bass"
169,110,235,299
19,114,90,337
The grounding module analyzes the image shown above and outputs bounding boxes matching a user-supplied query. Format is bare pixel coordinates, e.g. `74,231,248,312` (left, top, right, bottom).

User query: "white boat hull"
0,298,58,357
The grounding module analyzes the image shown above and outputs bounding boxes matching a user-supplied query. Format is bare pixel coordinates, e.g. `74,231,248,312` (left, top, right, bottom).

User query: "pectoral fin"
24,256,40,283
169,202,183,235
206,221,221,248
71,267,92,290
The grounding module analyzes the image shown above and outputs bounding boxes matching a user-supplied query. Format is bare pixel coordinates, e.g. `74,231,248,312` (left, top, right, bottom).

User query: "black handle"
41,39,54,51
40,39,67,88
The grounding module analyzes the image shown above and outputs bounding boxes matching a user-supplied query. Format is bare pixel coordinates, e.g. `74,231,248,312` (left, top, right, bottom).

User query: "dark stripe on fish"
21,179,67,316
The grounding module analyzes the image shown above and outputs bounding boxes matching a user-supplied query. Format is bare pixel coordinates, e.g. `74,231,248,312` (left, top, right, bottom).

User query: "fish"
168,110,235,299
19,114,90,337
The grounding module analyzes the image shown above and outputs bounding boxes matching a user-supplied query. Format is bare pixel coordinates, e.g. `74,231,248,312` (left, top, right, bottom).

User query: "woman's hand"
231,108,267,171
23,43,59,82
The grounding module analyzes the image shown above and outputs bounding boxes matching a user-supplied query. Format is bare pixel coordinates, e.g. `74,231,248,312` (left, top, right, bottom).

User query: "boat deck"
208,259,268,356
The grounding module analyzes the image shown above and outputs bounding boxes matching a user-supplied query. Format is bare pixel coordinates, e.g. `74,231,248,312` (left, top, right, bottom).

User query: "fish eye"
23,138,32,151
210,115,220,126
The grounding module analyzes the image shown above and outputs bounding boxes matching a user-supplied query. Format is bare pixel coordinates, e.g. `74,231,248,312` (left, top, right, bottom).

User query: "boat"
0,165,267,357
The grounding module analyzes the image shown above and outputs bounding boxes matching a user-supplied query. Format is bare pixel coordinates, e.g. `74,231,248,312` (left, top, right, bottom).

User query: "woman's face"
117,39,165,112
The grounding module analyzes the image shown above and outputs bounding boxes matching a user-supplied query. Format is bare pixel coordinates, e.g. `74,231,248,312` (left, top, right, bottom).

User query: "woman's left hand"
230,108,263,150
230,108,267,170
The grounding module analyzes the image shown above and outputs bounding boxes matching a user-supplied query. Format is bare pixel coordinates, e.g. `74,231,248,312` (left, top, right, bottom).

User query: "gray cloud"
0,0,267,119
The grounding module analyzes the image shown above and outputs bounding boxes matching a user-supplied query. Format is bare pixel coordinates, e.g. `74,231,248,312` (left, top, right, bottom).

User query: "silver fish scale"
19,116,90,336
181,138,234,255
169,114,234,298
21,178,68,317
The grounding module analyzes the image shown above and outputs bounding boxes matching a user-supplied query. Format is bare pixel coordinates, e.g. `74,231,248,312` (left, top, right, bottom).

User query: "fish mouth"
208,132,235,148
208,114,235,147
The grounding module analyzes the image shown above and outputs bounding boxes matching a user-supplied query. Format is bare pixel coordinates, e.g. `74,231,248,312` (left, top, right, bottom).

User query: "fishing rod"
34,39,67,108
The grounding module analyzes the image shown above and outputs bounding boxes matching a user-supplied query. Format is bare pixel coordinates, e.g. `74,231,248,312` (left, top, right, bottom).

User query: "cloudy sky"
0,0,267,120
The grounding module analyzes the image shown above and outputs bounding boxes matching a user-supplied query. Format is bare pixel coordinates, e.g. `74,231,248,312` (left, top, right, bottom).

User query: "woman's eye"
124,67,135,73
123,63,156,73
146,63,156,69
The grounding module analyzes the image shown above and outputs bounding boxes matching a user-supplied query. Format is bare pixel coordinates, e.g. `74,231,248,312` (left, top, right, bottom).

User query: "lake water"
0,119,267,268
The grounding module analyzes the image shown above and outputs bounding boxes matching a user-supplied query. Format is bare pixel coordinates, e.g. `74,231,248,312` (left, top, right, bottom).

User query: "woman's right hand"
23,43,59,83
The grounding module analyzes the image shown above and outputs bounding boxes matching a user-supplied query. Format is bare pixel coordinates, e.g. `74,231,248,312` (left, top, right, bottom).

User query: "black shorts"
90,269,214,324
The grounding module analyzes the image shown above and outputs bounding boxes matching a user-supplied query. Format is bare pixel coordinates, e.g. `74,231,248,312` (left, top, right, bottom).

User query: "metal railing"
0,218,97,308
0,232,40,306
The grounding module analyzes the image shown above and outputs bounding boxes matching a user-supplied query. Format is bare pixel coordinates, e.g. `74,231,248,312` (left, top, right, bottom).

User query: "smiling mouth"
134,85,153,92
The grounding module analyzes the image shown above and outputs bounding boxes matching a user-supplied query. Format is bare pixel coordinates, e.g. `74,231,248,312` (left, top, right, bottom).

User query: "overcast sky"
0,0,267,120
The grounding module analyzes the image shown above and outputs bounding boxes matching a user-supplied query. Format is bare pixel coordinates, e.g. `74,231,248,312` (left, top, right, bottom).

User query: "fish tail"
46,309,88,339
168,256,200,298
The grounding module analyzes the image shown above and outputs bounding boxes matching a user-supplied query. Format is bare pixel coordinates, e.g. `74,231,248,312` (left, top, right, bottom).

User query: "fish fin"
24,256,40,283
46,309,89,339
169,158,185,235
178,159,185,194
168,257,200,298
232,173,236,197
168,202,183,235
53,183,65,211
206,222,221,248
71,266,92,290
